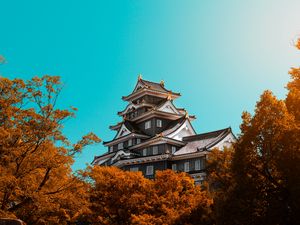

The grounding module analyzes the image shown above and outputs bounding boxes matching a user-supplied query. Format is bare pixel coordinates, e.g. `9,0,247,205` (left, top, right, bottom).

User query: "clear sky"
1,0,300,170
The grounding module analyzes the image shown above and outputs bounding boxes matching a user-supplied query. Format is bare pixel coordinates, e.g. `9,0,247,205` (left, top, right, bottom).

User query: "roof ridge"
191,127,230,137
141,78,163,86
182,127,231,141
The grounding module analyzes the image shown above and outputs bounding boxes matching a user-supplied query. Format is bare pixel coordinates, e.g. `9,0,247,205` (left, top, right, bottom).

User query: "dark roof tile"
182,127,231,142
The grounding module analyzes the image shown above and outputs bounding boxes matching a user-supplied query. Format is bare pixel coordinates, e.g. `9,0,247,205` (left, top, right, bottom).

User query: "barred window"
145,120,151,129
172,164,177,171
184,162,190,172
130,167,139,172
128,139,132,146
118,142,123,150
143,148,147,156
156,119,162,127
171,146,176,154
153,146,158,155
146,165,154,175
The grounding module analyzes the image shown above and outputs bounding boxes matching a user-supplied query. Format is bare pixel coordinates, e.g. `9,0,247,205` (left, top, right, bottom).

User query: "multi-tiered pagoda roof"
93,76,236,183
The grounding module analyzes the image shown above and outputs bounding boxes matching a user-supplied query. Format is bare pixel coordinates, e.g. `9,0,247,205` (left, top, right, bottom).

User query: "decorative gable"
167,119,196,141
211,132,237,150
132,77,146,93
158,101,181,115
115,124,131,139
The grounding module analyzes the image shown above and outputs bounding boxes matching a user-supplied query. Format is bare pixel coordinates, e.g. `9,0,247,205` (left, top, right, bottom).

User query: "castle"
92,76,236,184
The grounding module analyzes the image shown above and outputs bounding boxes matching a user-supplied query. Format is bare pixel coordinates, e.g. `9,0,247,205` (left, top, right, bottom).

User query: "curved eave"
188,115,196,121
117,103,155,116
109,122,123,131
171,151,208,161
128,136,186,150
122,88,181,102
112,154,171,167
103,133,150,146
130,110,183,123
163,118,197,138
205,128,234,149
92,152,115,165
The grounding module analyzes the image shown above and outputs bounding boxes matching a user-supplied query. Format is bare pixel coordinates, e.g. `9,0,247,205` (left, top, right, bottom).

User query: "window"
153,146,158,155
143,148,147,156
118,142,123,150
195,160,201,170
145,120,151,129
130,167,139,172
128,139,132,146
156,119,162,127
109,146,113,153
172,164,177,171
171,146,176,154
184,162,190,172
136,138,141,144
146,165,154,175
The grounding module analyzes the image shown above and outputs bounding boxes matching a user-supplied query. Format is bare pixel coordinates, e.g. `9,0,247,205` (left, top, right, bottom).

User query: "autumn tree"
206,39,300,225
0,76,100,224
85,166,213,225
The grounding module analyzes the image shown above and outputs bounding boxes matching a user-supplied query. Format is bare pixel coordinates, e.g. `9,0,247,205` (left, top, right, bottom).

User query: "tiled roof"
174,127,233,156
161,117,187,136
123,120,145,135
182,127,231,142
140,79,169,93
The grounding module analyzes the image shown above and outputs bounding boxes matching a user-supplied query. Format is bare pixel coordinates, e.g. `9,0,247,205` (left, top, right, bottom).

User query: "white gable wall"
167,120,196,141
133,81,145,92
158,101,180,114
209,133,236,150
115,124,131,139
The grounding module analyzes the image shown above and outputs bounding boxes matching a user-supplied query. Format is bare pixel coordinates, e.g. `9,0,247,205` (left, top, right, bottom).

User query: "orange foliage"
206,39,300,225
0,76,100,224
85,166,213,225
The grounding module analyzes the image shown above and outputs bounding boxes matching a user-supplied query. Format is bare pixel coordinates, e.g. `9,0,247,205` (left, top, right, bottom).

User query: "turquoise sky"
1,0,300,170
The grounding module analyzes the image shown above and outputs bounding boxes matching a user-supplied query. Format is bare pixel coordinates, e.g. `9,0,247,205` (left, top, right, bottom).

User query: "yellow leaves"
0,76,100,224
72,132,101,155
86,167,213,225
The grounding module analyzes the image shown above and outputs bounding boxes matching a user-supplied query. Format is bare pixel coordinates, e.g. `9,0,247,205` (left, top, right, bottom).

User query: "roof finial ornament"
185,111,189,118
167,92,172,100
160,80,165,86
138,74,142,80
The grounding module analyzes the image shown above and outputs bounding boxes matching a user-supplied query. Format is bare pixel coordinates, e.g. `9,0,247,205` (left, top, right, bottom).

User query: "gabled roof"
173,127,235,156
161,117,187,136
123,120,145,134
117,102,155,116
138,78,169,93
128,135,186,150
182,127,232,142
103,132,149,146
122,76,181,101
129,109,183,123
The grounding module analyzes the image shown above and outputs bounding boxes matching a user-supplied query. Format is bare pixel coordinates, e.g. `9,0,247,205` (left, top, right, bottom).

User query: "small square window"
195,160,201,170
171,146,176,154
143,148,147,156
156,119,162,127
153,146,158,155
172,164,177,171
145,121,151,129
184,162,190,172
146,165,154,175
130,167,139,172
136,138,141,144
118,142,123,150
